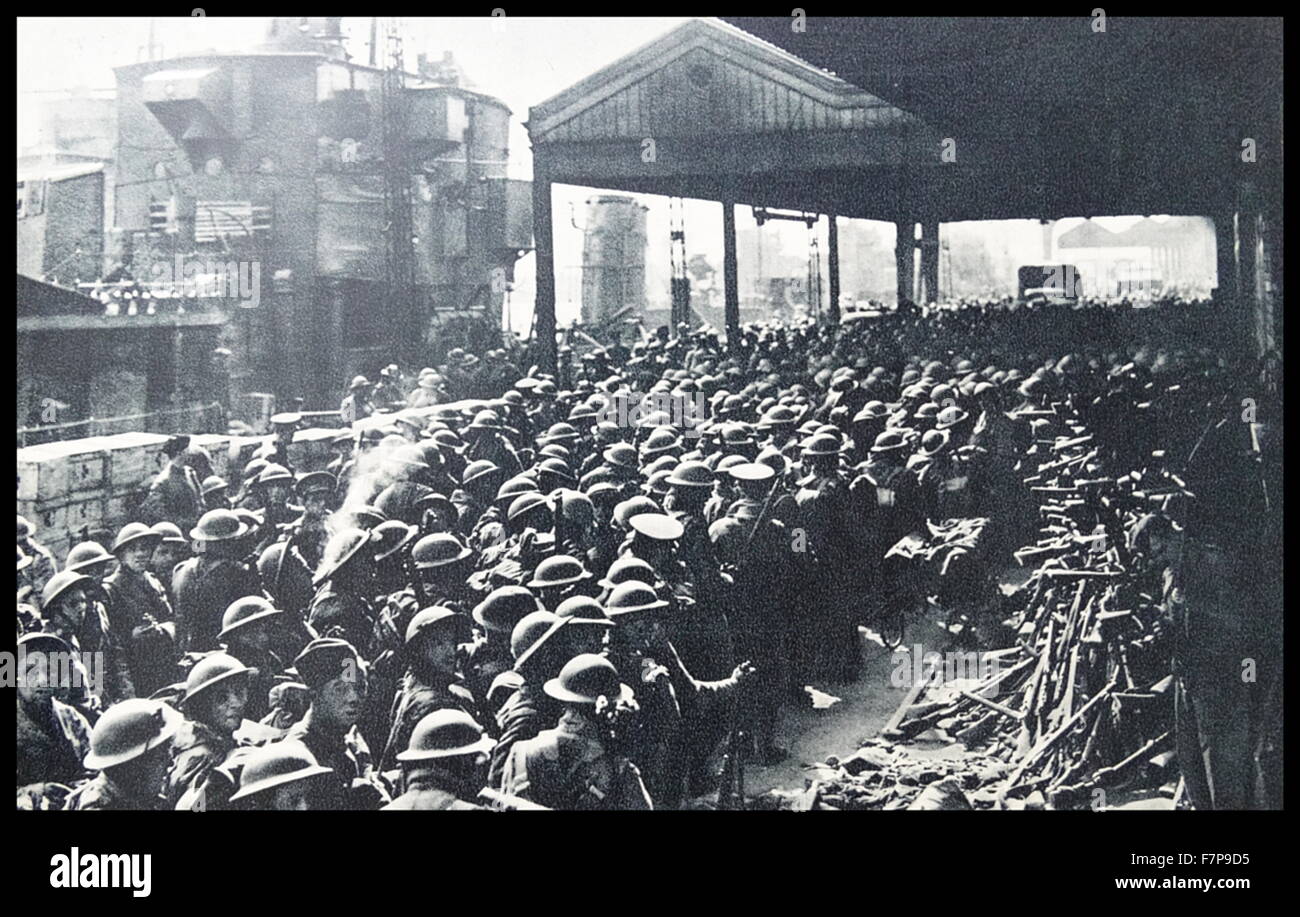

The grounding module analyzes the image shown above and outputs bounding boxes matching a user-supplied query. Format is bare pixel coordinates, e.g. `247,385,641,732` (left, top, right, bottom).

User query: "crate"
18,494,104,536
16,441,109,502
287,427,343,472
104,490,147,530
86,433,172,490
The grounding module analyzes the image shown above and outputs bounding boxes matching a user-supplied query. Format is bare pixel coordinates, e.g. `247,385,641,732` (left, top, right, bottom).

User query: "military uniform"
103,564,177,697
166,719,237,808
488,682,558,790
137,463,205,536
282,709,389,810
500,715,653,810
381,671,480,772
382,780,486,810
16,696,91,788
64,772,165,811
172,555,263,654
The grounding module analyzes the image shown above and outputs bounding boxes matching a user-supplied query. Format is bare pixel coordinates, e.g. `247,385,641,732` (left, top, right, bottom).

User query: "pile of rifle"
790,411,1180,811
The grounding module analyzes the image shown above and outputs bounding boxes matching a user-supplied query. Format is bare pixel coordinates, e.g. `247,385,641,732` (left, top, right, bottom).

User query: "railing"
16,403,226,448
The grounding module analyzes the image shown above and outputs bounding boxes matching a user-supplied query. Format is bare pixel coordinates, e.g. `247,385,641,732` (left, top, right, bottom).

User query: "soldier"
500,653,653,810
287,471,336,571
252,463,302,550
226,742,335,811
793,432,858,683
16,633,92,796
383,710,493,810
487,610,567,789
340,377,374,426
527,554,598,612
218,596,290,724
168,653,256,808
137,436,207,535
200,476,230,512
148,522,190,605
17,514,58,597
451,460,505,539
381,606,480,772
374,364,406,409
173,510,263,654
41,567,133,709
103,523,177,697
282,637,390,810
465,586,542,706
64,699,183,811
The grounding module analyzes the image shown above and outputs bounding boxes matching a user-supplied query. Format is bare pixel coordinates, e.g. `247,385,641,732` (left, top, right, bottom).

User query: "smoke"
328,435,420,532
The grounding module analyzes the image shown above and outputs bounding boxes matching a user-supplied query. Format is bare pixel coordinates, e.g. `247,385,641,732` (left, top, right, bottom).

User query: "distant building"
110,18,531,409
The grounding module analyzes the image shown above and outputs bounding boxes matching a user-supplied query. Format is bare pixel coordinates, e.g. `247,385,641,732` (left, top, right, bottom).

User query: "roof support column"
895,220,915,306
827,213,841,323
920,220,940,306
722,197,740,352
1214,210,1238,307
532,164,557,375
1237,186,1259,357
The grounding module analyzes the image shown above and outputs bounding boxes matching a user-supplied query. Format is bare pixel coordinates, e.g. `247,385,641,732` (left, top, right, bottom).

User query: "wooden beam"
722,197,740,351
532,163,557,375
826,213,841,323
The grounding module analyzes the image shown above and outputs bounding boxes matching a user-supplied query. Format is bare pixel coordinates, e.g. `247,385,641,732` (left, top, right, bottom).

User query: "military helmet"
182,652,256,707
537,458,576,484
556,489,594,528
111,522,162,554
66,541,116,573
255,463,294,487
292,638,362,690
411,533,473,569
527,554,592,590
296,471,336,498
397,709,495,762
934,406,970,430
801,433,843,456
510,610,562,661
496,476,540,507
640,427,681,457
312,527,373,587
666,460,715,488
371,520,418,563
506,492,552,525
40,569,94,609
228,741,334,802
220,596,286,640
405,606,470,645
871,429,911,453
462,460,502,488
613,496,660,529
190,509,252,543
538,443,571,462
602,443,638,469
256,541,313,610
543,653,632,706
151,521,188,545
920,429,951,456
539,422,580,444
554,595,614,627
598,555,657,590
83,698,183,770
473,586,542,635
605,581,670,617
200,475,229,497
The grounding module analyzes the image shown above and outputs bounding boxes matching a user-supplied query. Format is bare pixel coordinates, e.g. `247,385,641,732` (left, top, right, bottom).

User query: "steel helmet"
256,541,313,609
554,595,614,627
538,444,572,462
397,709,495,762
182,652,256,707
602,443,638,469
871,429,911,453
190,509,252,543
371,520,418,563
312,527,373,587
510,610,563,662
40,569,94,610
111,522,162,554
411,533,473,569
556,489,594,528
935,406,970,430
715,454,748,473
200,475,229,497
640,427,681,457
801,433,843,456
462,460,502,488
83,698,183,770
66,541,116,573
255,463,294,487
405,606,471,645
666,460,715,488
613,496,660,529
543,653,632,706
539,422,580,444
526,554,592,590
220,596,286,640
921,429,950,455
598,555,657,590
150,521,188,545
228,741,334,803
537,458,576,485
496,476,540,507
507,492,552,524
473,586,542,635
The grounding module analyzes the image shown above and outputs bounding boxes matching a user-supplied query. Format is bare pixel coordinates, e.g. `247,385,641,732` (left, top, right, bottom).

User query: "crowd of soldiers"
15,296,1282,810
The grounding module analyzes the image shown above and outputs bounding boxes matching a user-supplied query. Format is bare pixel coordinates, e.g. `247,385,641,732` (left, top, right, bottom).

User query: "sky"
17,17,1164,328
